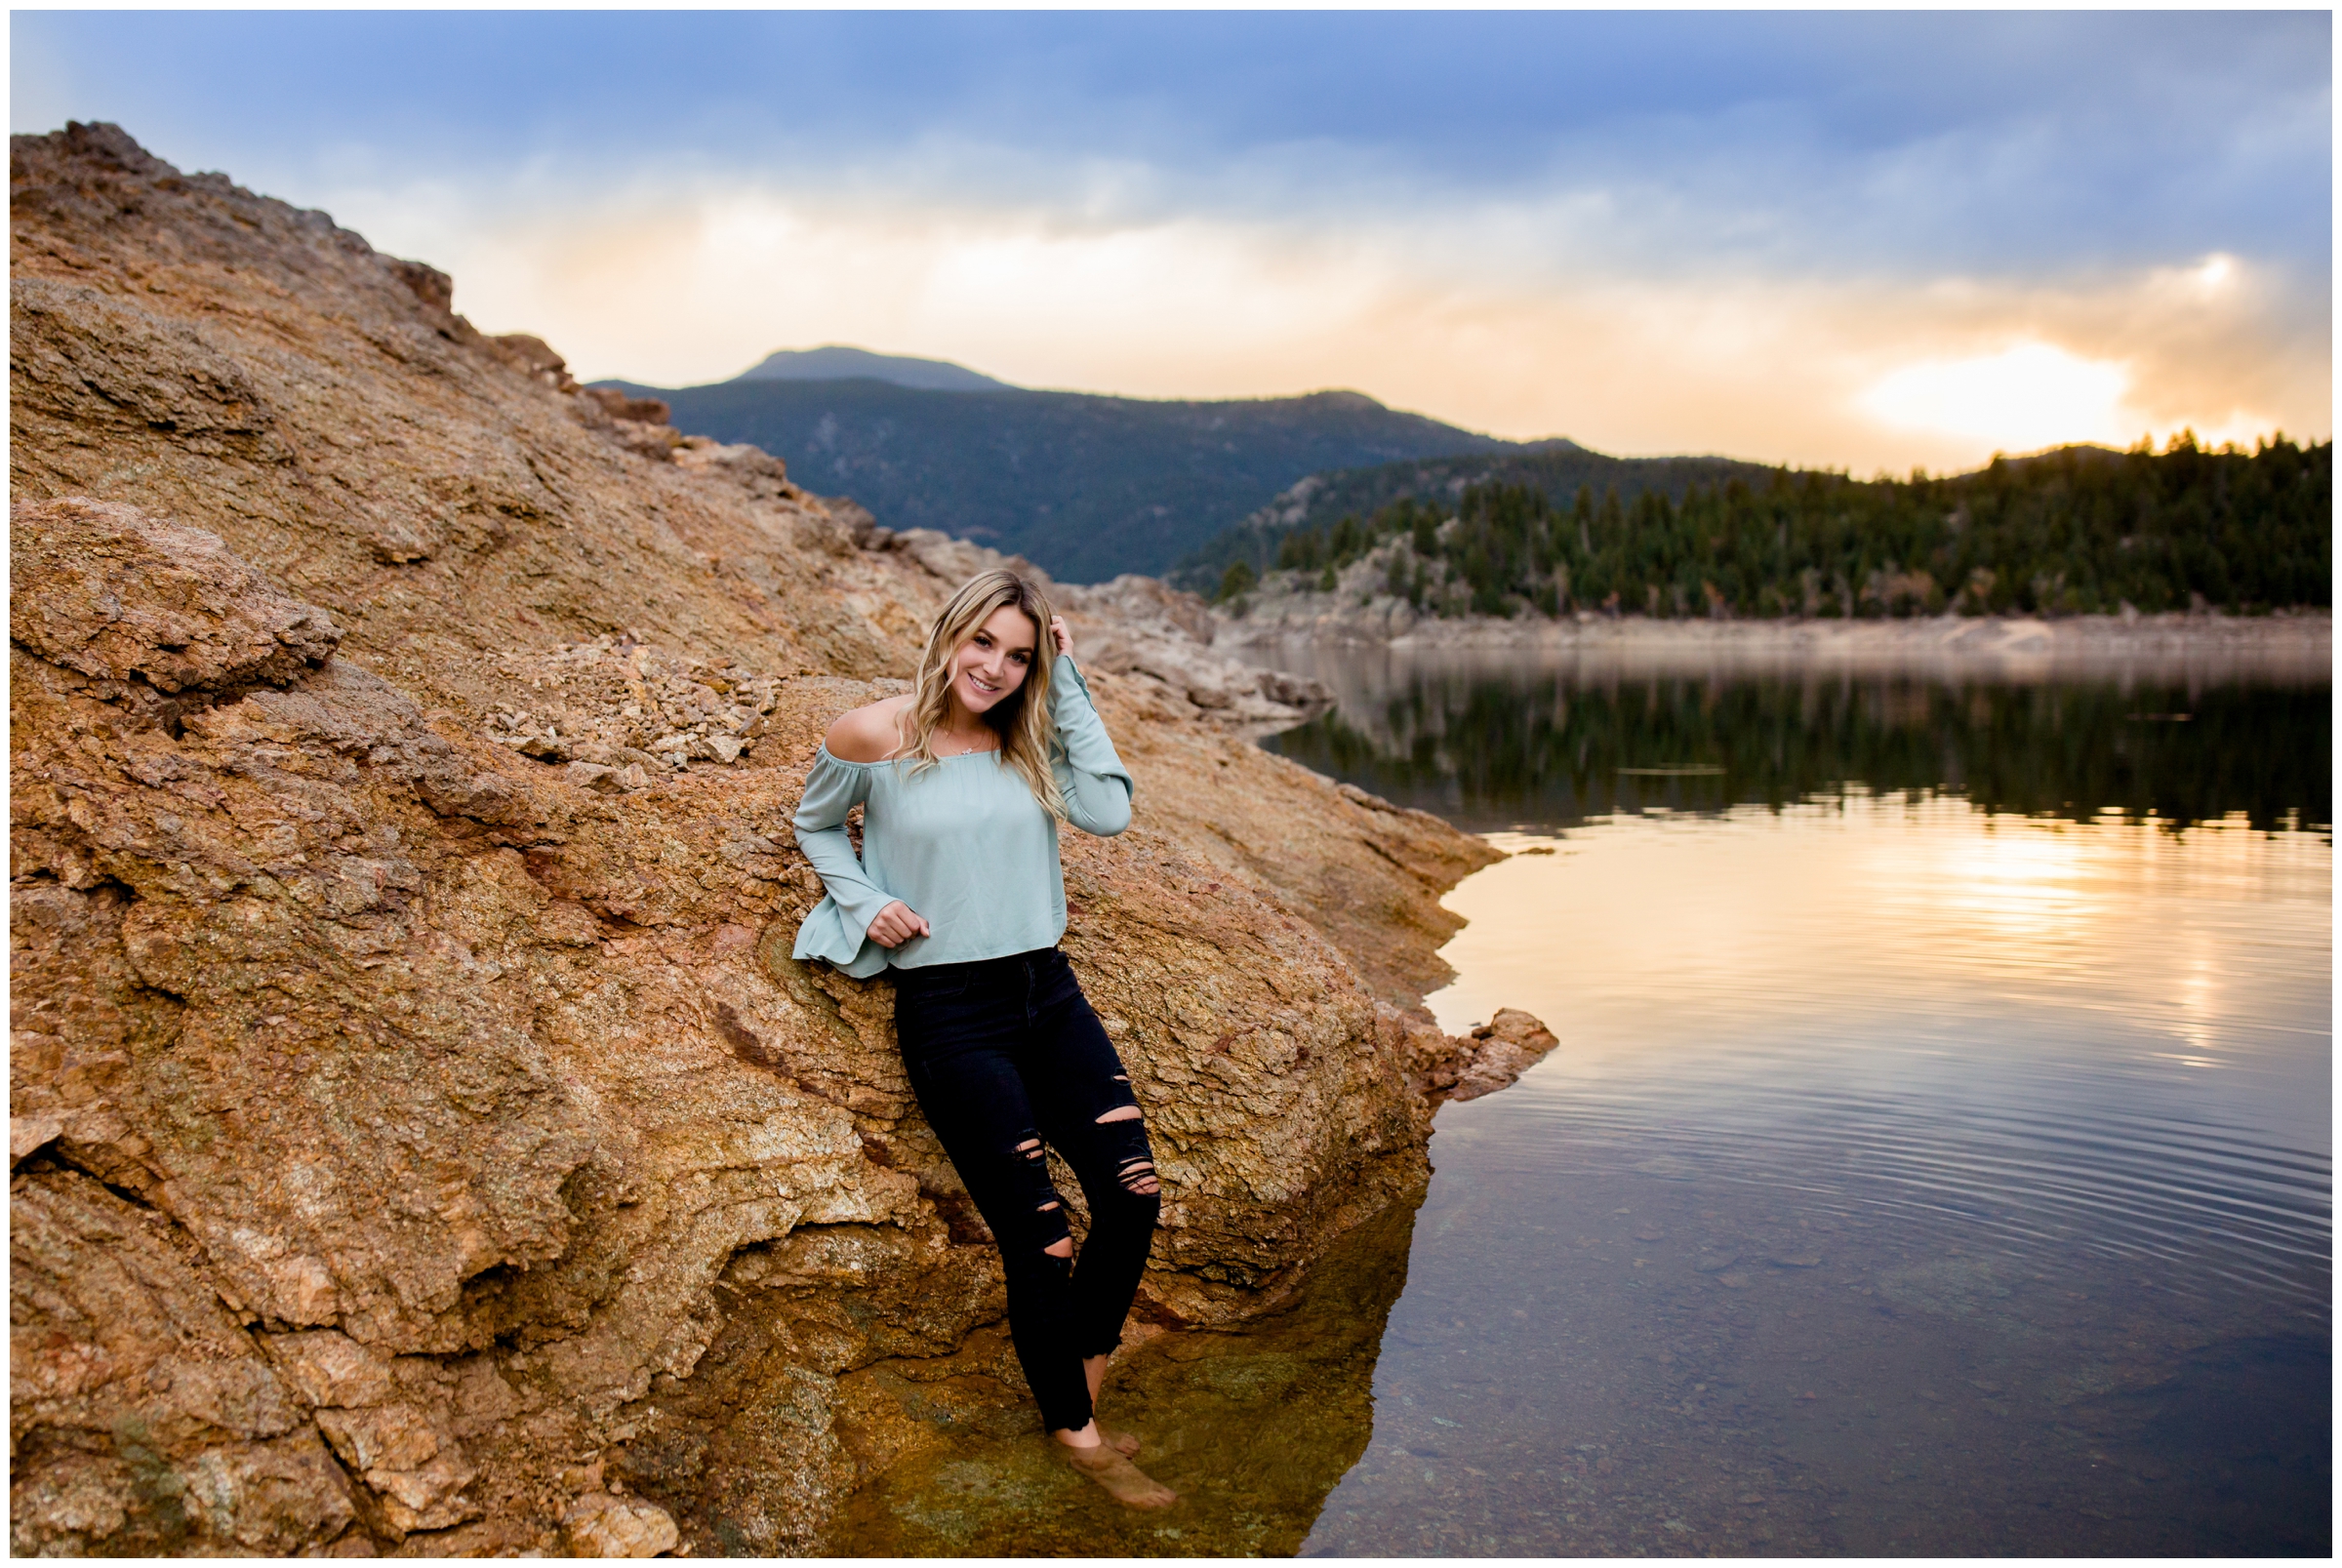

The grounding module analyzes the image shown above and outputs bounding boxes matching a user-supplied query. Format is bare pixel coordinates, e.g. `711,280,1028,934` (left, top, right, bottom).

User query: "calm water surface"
1281,644,2330,1557
840,643,2329,1556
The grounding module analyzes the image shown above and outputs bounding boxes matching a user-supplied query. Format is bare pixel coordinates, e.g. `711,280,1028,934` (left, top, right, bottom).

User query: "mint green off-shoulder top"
790,658,1135,978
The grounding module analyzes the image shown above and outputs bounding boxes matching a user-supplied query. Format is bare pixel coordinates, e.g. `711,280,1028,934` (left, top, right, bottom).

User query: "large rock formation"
10,124,1548,1555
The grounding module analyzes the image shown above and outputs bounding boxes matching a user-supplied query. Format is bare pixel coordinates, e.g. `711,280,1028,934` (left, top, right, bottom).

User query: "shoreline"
1216,605,2331,673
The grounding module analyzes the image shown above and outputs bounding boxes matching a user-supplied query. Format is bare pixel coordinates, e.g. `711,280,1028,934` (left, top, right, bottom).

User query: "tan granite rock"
1441,1007,1563,1103
9,1169,365,1555
561,1490,681,1557
11,495,343,693
9,122,1537,1556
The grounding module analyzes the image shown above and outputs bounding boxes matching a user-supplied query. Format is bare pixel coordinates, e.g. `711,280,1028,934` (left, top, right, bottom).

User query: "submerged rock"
1421,1008,1562,1103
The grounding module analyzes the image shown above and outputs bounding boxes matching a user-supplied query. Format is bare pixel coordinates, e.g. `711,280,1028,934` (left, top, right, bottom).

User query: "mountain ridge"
591,372,1550,582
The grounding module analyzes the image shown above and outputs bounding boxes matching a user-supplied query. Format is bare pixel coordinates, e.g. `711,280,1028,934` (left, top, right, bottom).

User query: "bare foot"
1080,1355,1140,1455
1060,1441,1177,1508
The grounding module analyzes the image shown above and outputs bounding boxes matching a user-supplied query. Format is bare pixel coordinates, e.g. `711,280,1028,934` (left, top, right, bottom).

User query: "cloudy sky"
14,10,2331,472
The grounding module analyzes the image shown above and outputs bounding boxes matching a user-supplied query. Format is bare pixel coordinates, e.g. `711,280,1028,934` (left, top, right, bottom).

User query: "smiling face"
948,604,1040,719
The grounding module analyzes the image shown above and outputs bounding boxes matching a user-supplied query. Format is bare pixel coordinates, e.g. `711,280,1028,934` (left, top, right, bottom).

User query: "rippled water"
1303,802,2328,1556
1284,645,2331,1557
839,643,2329,1556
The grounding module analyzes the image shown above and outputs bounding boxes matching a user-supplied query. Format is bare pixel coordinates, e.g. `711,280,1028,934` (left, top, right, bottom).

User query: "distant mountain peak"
733,345,1012,393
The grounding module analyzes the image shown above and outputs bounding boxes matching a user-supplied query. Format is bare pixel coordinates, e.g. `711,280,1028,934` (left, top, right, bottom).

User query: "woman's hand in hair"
867,901,931,948
1049,616,1074,659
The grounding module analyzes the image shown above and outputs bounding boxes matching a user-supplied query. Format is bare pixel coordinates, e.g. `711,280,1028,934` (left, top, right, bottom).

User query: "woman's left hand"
1049,615,1074,658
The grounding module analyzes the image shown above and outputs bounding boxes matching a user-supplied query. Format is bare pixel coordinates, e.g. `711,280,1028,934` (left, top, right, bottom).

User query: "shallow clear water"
839,646,2330,1555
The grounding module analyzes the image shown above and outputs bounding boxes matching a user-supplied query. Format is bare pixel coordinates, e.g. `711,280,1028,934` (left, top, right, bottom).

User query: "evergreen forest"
1210,436,2331,619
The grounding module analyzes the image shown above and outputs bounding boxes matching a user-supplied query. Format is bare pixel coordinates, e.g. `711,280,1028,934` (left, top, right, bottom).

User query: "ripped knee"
1091,1103,1160,1198
1116,1156,1159,1197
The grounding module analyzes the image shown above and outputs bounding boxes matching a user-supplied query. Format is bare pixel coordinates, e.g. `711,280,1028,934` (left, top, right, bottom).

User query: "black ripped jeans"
893,946,1160,1434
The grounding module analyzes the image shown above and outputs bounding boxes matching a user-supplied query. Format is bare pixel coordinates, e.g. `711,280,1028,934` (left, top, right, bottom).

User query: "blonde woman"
791,570,1175,1508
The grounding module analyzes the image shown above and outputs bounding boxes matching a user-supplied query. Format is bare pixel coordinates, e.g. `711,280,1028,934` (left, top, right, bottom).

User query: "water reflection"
1296,772,2328,1553
1429,806,2330,1312
1262,645,2327,1555
1258,643,2329,833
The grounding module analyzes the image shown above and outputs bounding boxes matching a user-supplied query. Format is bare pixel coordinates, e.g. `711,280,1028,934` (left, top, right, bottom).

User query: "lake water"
837,640,2329,1556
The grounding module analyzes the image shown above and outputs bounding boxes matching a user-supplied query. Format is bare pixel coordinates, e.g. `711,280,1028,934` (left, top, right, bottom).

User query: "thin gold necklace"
933,729,997,757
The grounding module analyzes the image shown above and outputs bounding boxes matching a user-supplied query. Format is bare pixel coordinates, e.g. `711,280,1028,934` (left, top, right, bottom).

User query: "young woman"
790,570,1177,1509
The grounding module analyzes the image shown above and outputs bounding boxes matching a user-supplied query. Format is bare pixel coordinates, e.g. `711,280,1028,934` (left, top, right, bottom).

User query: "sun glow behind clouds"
326,167,2323,474
2191,253,2238,293
1858,342,2133,453
12,10,2329,469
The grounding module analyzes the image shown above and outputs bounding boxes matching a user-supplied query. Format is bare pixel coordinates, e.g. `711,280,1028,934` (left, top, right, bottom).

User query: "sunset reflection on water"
1287,793,2333,1555
1428,797,2328,1158
1275,648,2328,1555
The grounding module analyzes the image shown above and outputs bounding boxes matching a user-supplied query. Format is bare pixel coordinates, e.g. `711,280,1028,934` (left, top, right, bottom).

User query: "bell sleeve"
1048,657,1135,837
789,749,896,968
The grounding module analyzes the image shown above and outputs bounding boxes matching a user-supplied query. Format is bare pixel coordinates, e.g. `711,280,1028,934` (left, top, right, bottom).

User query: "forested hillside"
1207,435,2331,618
1170,446,1773,592
604,375,1527,582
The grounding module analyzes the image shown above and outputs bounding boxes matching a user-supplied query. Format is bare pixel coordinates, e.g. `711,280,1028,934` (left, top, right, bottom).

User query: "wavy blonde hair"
897,570,1069,821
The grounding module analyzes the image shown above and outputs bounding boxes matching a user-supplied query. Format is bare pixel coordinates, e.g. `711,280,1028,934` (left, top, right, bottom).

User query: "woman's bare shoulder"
825,696,914,763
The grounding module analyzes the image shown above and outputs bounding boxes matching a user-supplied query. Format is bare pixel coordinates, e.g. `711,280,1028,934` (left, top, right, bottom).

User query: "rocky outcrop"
1422,1008,1562,1103
560,1492,680,1558
10,1169,364,1555
9,123,1539,1556
11,497,343,693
